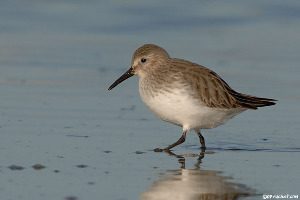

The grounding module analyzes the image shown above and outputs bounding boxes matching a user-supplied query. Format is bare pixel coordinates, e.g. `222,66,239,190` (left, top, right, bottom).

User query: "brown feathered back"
171,58,276,109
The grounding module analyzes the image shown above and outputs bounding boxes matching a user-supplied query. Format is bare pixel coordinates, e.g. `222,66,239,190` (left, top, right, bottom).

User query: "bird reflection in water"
141,149,253,200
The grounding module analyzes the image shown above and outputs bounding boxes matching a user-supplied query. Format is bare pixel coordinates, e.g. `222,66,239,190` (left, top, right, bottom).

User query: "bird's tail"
232,92,277,109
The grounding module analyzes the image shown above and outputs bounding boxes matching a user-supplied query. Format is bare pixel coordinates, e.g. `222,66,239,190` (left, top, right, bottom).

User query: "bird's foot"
153,148,164,152
154,148,174,154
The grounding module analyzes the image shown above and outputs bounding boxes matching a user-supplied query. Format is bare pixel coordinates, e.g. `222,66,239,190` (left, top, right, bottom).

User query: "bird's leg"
164,131,186,150
154,131,187,152
197,130,206,150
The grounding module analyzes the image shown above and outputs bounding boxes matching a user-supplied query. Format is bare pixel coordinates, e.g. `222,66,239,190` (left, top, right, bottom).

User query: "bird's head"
108,44,169,90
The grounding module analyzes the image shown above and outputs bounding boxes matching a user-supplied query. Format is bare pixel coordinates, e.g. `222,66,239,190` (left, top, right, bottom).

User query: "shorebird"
108,44,276,152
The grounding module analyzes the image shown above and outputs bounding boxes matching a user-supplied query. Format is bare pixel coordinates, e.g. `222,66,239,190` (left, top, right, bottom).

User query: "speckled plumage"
108,44,276,151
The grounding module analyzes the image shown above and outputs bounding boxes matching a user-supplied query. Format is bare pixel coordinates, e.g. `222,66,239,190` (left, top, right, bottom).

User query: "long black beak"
108,67,134,90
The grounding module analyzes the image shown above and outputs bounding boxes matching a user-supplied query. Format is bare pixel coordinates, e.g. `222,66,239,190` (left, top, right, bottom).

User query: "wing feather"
171,59,276,109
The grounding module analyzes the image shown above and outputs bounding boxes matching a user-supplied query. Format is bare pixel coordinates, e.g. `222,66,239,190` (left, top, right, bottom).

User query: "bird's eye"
141,58,147,63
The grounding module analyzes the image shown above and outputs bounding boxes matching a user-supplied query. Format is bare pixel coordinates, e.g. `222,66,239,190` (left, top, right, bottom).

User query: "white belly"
139,87,244,130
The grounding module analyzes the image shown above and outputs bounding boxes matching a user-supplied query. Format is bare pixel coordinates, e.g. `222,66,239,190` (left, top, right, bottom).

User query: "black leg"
197,131,206,150
154,131,187,152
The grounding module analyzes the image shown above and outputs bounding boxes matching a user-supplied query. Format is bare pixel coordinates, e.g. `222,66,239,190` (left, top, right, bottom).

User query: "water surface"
0,1,299,199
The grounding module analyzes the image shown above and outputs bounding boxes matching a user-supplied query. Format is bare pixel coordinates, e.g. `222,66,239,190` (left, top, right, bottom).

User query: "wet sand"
0,1,300,200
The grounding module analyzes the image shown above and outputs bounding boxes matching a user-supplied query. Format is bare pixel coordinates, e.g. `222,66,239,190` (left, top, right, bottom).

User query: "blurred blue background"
0,1,299,200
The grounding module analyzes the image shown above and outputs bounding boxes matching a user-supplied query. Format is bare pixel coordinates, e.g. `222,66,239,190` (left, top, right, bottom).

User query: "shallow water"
0,1,300,200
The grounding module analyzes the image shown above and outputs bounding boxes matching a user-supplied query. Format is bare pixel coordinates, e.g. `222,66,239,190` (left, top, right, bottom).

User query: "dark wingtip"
243,98,277,109
231,91,277,109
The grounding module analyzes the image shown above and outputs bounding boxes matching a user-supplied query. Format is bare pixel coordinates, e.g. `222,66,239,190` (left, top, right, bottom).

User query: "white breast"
139,84,244,131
